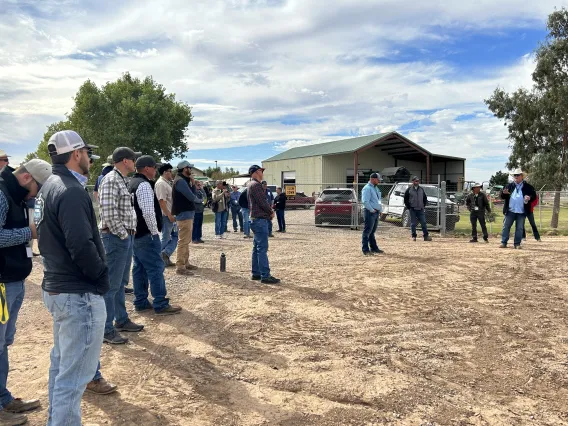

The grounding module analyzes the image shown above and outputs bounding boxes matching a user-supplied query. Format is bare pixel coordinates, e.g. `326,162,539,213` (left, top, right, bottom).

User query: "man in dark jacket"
466,183,491,243
500,169,536,249
404,176,432,241
273,187,286,233
0,160,50,425
36,130,109,425
129,156,181,315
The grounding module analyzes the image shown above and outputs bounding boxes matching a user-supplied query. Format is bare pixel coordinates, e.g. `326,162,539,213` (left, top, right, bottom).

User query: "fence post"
539,191,542,230
440,181,447,237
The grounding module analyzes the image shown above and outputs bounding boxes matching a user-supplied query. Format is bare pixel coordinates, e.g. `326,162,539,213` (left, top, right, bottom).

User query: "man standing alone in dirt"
247,165,280,284
466,183,490,243
361,173,384,255
0,159,50,425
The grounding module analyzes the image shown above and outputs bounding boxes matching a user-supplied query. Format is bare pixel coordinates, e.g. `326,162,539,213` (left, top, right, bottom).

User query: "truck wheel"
402,209,411,227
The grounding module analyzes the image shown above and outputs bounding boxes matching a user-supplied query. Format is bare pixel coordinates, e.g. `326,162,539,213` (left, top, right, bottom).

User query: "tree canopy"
33,73,193,181
204,166,240,180
489,171,509,187
485,8,568,228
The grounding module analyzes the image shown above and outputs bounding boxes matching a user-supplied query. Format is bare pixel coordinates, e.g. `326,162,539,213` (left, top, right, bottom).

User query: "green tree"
204,166,240,180
489,171,509,187
34,73,192,182
485,8,568,229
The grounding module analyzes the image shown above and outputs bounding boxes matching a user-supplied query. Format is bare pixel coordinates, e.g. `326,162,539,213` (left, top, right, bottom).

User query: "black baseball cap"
135,155,157,169
112,147,142,163
248,164,265,176
158,163,173,175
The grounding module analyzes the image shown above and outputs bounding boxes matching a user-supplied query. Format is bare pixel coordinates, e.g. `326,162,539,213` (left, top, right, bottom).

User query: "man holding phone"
500,169,536,249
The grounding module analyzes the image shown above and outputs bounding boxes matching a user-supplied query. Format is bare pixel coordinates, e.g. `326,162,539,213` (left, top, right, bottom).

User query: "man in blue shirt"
361,173,384,255
229,185,243,232
500,169,536,249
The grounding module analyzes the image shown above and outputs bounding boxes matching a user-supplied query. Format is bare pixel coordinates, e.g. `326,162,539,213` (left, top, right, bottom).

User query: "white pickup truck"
380,182,459,231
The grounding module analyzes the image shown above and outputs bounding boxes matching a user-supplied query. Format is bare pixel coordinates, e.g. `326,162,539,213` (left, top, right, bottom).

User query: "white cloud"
0,0,562,181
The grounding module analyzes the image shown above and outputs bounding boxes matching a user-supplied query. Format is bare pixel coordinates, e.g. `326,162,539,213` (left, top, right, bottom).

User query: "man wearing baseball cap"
171,160,203,275
128,156,181,315
0,150,10,170
0,159,50,425
36,130,108,424
247,165,280,284
98,147,143,345
93,155,114,202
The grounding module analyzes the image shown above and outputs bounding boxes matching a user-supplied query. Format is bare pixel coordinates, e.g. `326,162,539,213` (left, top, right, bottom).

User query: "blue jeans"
276,209,286,231
132,234,169,312
251,219,270,278
523,212,541,240
43,291,105,426
101,233,133,335
241,208,250,236
231,205,243,231
410,209,429,238
215,210,228,235
362,209,379,252
192,212,204,242
268,218,273,235
161,215,178,257
502,211,526,246
0,281,25,409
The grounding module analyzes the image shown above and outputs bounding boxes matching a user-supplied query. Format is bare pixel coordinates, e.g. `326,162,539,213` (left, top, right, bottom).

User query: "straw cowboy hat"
510,168,524,176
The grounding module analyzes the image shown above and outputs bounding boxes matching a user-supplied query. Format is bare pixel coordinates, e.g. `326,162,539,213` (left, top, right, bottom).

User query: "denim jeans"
0,281,25,409
241,208,250,236
101,233,133,335
251,219,270,278
132,234,169,311
268,218,273,235
523,212,541,240
231,205,243,231
410,209,429,238
276,209,286,231
192,212,204,242
43,291,105,426
215,210,228,235
362,209,379,252
223,209,229,233
501,211,526,246
160,215,178,257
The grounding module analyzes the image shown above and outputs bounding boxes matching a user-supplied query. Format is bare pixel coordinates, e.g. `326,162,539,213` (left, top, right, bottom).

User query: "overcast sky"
1,0,566,181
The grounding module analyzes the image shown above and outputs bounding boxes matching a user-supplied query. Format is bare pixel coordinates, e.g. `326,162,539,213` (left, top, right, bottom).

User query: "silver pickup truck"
380,182,460,231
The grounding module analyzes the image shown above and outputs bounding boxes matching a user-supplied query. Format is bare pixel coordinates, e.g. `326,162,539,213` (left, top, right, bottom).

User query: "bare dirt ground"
11,222,568,425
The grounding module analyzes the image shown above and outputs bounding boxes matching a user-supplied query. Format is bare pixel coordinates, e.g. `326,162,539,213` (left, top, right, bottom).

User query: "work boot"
261,276,281,285
176,269,194,276
514,244,522,250
0,410,27,425
469,238,478,243
424,236,432,241
499,243,507,248
103,330,128,345
3,398,40,413
156,305,182,316
412,237,417,241
115,320,144,332
185,264,198,270
161,252,174,267
85,378,118,395
251,275,261,280
483,238,489,243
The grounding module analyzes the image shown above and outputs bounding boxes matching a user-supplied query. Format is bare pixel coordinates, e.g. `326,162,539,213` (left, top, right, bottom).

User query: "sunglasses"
513,174,521,177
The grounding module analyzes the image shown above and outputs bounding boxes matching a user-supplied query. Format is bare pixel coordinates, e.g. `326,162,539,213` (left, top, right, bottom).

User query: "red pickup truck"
285,191,315,209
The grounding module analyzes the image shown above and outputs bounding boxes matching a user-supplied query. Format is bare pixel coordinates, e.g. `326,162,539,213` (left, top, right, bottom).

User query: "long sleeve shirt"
248,179,272,219
361,182,382,212
136,182,159,235
230,191,241,207
99,168,137,239
175,179,200,220
0,191,31,248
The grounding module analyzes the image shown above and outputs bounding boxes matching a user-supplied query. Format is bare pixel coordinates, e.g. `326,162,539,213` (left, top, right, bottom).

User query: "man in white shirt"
128,156,181,316
154,163,177,267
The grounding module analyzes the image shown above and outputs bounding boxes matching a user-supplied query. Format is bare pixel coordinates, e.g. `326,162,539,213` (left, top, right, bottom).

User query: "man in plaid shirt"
99,147,144,345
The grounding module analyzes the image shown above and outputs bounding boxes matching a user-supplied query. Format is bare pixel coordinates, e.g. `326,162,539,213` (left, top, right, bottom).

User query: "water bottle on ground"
220,253,226,272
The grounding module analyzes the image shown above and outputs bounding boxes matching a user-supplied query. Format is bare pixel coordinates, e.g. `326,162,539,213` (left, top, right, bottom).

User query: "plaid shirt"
136,181,159,235
247,179,272,219
99,168,137,239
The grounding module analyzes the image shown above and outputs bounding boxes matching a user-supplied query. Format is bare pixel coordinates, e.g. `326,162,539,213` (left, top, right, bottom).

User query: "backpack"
238,188,249,208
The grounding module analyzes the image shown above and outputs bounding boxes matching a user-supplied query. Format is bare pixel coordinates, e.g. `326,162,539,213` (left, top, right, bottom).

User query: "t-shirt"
154,176,174,213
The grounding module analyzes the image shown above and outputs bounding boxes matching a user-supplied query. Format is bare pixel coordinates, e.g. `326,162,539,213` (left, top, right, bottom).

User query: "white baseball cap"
48,130,98,156
23,159,52,186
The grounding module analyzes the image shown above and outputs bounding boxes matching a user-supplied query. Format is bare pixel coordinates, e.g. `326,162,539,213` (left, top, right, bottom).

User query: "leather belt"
101,228,136,235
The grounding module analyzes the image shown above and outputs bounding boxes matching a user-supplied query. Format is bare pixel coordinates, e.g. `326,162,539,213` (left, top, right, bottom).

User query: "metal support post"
440,181,447,237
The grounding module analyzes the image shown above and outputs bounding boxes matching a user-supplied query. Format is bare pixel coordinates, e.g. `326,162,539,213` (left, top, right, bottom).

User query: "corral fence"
282,182,461,234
